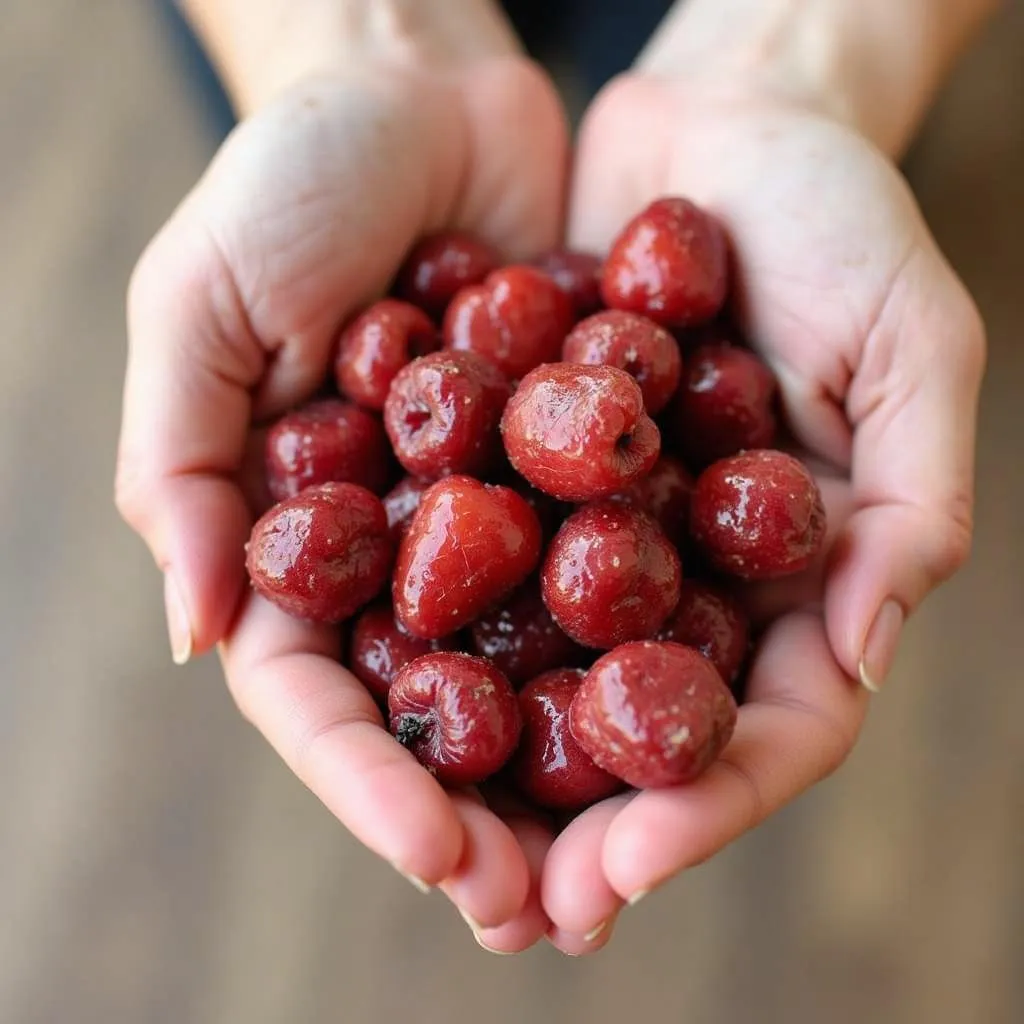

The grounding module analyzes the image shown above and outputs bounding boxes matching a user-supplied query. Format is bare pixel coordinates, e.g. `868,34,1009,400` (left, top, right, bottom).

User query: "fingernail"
391,862,431,894
627,889,649,907
583,920,607,943
859,599,904,693
164,572,193,666
459,908,513,954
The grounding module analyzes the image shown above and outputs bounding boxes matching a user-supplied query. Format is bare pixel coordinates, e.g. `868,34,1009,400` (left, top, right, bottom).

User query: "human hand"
116,5,568,952
540,54,985,950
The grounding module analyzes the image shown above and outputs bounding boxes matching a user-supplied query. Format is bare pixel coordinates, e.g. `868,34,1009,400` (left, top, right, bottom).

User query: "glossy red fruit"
444,265,574,381
670,344,777,466
510,669,625,810
334,299,440,410
500,363,660,502
562,310,682,415
388,652,522,786
542,503,681,649
690,449,826,580
569,641,737,788
349,603,457,703
611,454,694,547
381,475,431,545
246,482,392,623
265,399,390,501
656,580,750,684
601,197,728,329
530,248,603,318
383,351,510,480
470,584,586,687
393,476,543,639
395,232,500,318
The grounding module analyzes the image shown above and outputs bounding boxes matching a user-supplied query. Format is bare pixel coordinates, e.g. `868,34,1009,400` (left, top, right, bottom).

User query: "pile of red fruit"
245,197,826,812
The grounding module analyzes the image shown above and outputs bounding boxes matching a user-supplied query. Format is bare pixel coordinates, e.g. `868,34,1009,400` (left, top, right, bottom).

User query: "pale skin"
117,0,997,954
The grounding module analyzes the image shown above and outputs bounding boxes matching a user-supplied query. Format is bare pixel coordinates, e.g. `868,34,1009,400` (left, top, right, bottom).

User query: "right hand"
115,40,567,952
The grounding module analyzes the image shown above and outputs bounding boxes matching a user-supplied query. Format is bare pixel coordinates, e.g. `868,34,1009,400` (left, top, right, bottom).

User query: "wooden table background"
1,4,1021,1023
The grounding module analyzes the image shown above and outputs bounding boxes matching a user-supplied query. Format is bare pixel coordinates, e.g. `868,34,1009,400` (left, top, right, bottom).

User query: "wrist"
638,0,1003,157
179,0,521,115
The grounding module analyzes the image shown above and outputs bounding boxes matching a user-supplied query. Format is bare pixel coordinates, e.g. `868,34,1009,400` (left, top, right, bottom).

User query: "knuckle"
932,504,974,580
113,449,152,532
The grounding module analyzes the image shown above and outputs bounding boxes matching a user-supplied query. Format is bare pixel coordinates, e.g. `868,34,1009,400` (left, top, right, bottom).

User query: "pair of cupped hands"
115,35,984,954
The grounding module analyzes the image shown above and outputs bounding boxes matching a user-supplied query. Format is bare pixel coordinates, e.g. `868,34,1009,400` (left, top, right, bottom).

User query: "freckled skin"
690,449,826,580
265,398,391,501
670,344,778,467
349,603,459,703
601,197,729,329
383,351,510,480
392,475,543,639
388,652,521,786
510,669,625,810
246,482,393,623
381,475,431,545
541,503,681,649
500,363,661,502
569,641,737,788
530,248,604,318
562,309,682,415
657,579,750,685
335,299,440,410
470,583,587,687
395,232,500,319
444,265,574,381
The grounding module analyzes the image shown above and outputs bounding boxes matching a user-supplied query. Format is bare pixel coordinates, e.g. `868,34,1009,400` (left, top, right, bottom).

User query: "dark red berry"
562,310,682,415
656,580,749,684
396,232,500,318
381,475,431,545
383,351,510,480
670,344,777,466
541,503,681,649
335,299,440,410
690,449,826,580
530,248,603,318
610,454,694,546
500,363,660,502
388,652,521,786
444,265,574,381
393,476,543,639
601,197,728,328
510,669,624,810
569,641,737,788
246,482,392,623
265,399,390,501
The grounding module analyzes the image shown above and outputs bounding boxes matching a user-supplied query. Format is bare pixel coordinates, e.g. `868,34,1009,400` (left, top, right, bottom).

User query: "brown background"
1,4,1021,1023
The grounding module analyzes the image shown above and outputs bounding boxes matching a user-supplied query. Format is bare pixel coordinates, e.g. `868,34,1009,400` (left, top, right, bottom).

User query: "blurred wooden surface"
1,4,1021,1024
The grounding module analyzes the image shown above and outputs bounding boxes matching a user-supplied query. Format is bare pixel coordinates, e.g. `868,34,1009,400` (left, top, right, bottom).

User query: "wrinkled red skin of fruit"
335,299,440,411
265,399,391,501
501,363,661,502
246,482,392,623
470,584,586,686
690,449,826,580
541,503,681,649
349,603,458,703
670,344,777,467
444,265,575,381
530,248,604,318
395,232,500,319
569,640,737,788
388,652,522,786
601,197,729,329
393,475,543,639
656,579,750,684
381,475,431,545
510,669,625,810
383,351,510,480
562,310,682,416
610,454,694,547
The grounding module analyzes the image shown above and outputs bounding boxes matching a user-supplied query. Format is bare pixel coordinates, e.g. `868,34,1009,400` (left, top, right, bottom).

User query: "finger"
439,795,531,930
220,593,464,887
828,246,985,690
600,612,867,902
541,795,633,938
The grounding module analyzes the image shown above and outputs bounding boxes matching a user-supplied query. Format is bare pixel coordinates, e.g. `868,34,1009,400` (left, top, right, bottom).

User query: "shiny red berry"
610,454,694,547
530,248,603,318
381,475,431,545
396,232,500,318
